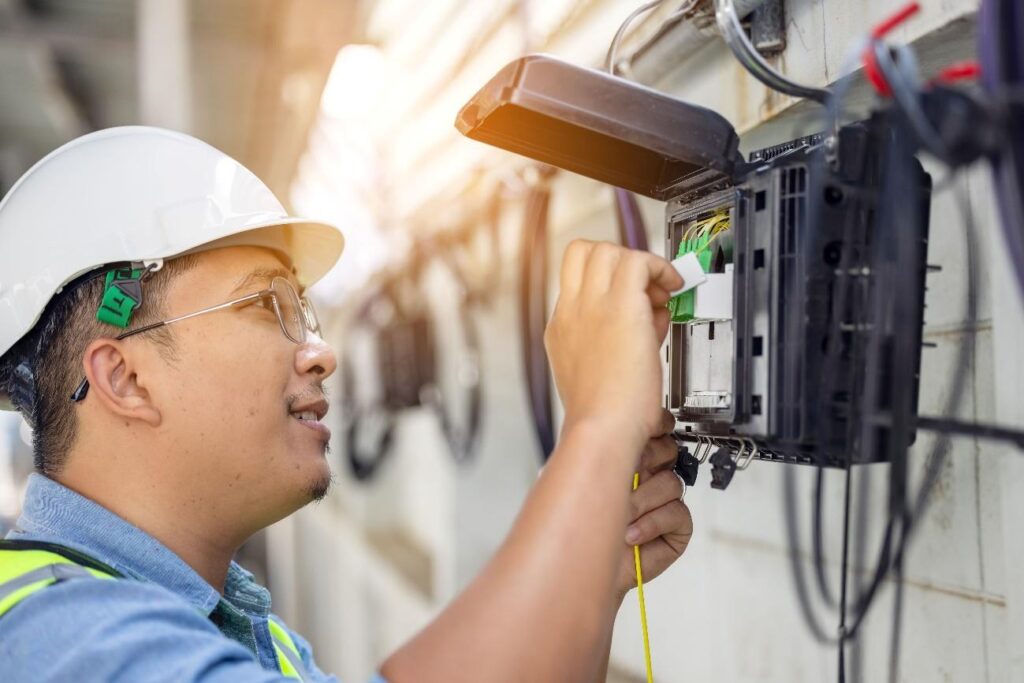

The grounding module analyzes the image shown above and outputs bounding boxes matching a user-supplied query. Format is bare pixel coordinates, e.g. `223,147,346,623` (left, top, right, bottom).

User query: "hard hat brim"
175,217,345,290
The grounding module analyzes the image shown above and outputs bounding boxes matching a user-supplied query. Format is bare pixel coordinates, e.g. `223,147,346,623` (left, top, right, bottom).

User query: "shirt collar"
11,473,268,618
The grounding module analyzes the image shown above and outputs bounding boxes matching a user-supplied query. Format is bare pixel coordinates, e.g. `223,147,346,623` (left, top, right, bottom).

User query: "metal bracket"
751,0,786,56
715,0,829,104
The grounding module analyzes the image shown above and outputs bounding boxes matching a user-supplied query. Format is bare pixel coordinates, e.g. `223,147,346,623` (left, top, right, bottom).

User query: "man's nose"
295,332,338,380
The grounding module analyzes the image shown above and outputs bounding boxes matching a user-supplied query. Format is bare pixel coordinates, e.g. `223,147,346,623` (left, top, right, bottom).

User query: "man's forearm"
592,591,626,683
381,419,643,683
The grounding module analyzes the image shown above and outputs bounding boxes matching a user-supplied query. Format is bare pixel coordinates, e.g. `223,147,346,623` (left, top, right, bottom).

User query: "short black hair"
0,255,200,475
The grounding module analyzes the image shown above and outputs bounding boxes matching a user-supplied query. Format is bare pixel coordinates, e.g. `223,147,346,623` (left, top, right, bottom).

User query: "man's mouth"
288,398,331,441
288,396,328,421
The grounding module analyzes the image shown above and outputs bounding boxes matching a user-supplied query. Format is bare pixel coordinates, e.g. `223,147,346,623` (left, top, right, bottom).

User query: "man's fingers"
658,407,675,436
559,239,595,297
652,306,671,346
637,410,679,483
639,434,678,478
634,524,694,578
625,500,693,547
613,250,684,297
571,243,682,301
646,283,672,308
564,244,680,337
581,241,623,294
628,469,683,520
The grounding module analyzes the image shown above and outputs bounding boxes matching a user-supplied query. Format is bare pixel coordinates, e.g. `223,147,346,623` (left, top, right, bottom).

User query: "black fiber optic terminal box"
456,54,932,468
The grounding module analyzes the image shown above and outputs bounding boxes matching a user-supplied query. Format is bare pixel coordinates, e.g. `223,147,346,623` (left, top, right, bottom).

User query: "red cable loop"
863,47,891,97
861,2,921,97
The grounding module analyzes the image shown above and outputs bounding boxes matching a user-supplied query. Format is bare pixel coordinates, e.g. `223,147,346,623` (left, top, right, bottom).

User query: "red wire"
871,2,921,39
934,61,982,84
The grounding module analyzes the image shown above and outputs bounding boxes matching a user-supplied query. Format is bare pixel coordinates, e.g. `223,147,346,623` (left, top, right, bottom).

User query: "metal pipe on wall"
627,0,766,84
136,0,192,132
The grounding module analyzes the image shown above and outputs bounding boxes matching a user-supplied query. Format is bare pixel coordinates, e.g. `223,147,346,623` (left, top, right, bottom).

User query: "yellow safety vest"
0,540,308,681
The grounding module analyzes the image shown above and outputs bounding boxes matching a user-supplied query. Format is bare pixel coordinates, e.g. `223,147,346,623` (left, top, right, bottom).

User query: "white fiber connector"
670,252,707,296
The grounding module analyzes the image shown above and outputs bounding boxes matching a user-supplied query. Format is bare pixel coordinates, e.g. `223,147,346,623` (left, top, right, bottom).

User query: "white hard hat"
0,125,345,411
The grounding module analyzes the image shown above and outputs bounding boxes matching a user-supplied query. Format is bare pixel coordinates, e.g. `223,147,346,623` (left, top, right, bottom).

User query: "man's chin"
270,442,334,513
305,470,334,503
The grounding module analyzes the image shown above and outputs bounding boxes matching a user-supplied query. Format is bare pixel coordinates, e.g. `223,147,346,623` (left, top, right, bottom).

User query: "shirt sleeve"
0,577,297,683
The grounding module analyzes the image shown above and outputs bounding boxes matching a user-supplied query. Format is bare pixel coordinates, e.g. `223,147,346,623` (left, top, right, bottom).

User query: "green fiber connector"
668,234,712,323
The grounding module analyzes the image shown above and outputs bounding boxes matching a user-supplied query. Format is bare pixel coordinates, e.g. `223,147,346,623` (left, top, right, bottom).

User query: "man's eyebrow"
229,267,303,296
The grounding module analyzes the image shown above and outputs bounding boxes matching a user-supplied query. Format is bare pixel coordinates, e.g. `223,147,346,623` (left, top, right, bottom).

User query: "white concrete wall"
273,2,1022,681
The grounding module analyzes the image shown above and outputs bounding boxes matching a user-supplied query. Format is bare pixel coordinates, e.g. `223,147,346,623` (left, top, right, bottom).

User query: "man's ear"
82,338,162,427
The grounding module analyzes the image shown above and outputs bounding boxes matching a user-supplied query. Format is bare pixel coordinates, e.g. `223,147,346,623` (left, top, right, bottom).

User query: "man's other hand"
616,409,693,595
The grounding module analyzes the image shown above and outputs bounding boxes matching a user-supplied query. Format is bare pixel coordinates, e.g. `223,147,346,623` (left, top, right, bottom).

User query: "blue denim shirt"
2,473,387,683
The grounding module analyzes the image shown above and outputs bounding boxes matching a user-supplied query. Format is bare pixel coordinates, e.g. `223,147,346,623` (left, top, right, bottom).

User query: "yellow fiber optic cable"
632,472,654,683
693,214,731,256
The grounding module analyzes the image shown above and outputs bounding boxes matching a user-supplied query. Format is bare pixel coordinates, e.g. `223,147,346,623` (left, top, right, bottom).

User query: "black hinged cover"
455,54,743,200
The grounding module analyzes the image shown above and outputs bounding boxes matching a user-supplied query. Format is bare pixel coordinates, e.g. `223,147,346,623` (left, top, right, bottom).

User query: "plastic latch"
673,443,700,488
97,267,144,328
709,447,737,490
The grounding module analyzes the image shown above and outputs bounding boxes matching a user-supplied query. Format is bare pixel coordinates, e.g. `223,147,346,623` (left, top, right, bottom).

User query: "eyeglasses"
70,277,321,402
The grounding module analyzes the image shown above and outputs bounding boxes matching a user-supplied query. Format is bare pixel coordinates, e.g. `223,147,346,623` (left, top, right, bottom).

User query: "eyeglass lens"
271,277,320,343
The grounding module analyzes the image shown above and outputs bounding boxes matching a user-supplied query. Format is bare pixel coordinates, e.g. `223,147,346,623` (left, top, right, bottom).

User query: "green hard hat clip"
95,261,160,329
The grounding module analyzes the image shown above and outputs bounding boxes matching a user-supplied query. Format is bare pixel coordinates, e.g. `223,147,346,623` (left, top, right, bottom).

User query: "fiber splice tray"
457,54,931,467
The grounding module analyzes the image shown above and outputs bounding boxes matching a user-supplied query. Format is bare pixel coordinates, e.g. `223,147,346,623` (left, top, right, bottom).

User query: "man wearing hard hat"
0,127,692,682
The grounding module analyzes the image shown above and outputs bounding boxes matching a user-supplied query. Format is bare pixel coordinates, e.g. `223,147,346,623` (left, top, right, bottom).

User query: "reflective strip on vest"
268,618,309,681
0,548,307,681
0,549,113,618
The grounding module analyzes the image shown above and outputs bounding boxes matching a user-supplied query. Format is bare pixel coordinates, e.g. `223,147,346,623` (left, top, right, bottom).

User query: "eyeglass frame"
70,276,321,402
